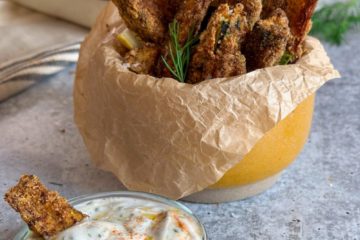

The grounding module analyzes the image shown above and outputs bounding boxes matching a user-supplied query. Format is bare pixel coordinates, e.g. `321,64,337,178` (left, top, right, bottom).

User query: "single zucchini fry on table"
5,175,86,237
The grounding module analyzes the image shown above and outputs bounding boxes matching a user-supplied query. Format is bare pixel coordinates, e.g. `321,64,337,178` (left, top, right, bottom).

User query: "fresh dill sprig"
162,20,198,83
311,0,360,45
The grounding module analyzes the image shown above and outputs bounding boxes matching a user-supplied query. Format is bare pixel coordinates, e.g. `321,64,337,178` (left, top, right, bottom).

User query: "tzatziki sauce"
26,197,205,240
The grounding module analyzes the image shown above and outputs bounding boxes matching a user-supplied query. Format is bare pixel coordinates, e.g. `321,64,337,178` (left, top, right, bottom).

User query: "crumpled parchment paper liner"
74,3,340,199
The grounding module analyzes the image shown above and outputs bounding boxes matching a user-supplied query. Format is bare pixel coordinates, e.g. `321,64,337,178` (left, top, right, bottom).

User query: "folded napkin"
0,1,104,102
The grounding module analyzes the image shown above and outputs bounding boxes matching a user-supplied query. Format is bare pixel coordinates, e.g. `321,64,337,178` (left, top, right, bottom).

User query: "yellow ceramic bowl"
211,94,315,188
185,95,315,203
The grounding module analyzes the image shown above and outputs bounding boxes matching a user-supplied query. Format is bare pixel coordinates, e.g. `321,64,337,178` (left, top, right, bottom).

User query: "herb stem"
162,20,197,82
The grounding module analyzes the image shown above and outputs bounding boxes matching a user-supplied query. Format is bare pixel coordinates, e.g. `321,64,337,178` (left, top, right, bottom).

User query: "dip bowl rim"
14,190,207,240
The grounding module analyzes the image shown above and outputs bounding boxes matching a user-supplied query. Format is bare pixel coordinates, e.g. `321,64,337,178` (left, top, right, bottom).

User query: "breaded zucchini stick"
209,4,248,79
124,44,160,75
214,0,262,29
156,0,182,24
262,0,318,58
174,0,214,45
5,175,86,237
242,9,290,72
187,4,248,83
112,0,167,43
187,4,229,83
157,0,213,78
239,0,262,29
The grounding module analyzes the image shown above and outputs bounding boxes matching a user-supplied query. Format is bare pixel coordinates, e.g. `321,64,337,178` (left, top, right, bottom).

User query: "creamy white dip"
26,197,204,240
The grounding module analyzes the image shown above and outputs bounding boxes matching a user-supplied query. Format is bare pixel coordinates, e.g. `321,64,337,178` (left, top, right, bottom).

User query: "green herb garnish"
161,20,198,83
311,0,360,45
279,51,295,65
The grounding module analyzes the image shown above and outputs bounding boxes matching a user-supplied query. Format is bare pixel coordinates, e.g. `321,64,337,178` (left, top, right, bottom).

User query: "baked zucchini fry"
156,0,181,24
239,0,262,29
4,175,86,237
188,4,248,83
174,0,214,45
112,0,167,43
210,3,248,78
187,4,229,83
214,0,262,29
262,0,318,58
157,0,213,78
124,43,160,75
242,9,290,71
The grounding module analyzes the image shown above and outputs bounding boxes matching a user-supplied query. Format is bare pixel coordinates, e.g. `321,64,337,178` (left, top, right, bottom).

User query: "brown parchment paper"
74,3,340,199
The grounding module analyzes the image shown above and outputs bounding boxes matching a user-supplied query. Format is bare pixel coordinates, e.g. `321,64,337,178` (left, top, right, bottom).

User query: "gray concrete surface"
1,22,359,240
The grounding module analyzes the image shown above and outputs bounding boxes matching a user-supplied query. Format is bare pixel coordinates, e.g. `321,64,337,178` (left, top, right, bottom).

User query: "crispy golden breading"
175,0,214,45
157,0,182,24
157,0,213,78
262,0,318,58
211,0,240,6
213,0,262,29
124,44,160,75
242,9,290,71
112,0,167,43
4,175,86,237
210,4,248,78
187,4,229,83
113,0,316,80
239,0,262,29
187,4,248,83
